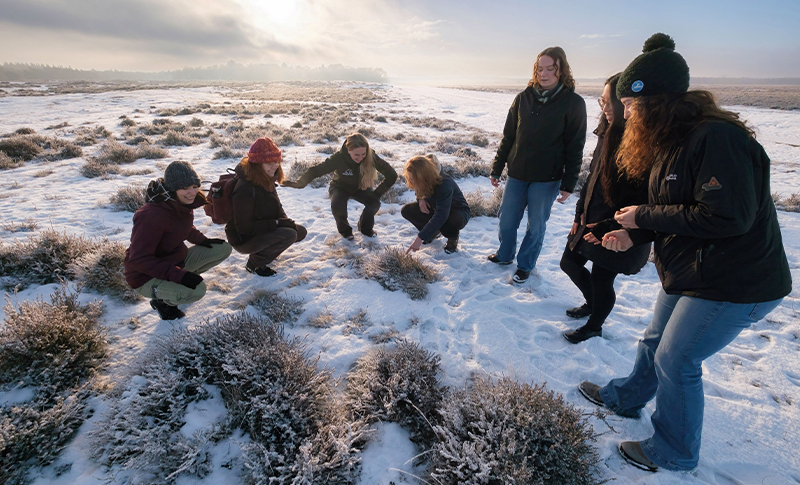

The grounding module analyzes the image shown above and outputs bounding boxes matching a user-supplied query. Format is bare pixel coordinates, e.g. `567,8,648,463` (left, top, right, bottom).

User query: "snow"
1,83,799,484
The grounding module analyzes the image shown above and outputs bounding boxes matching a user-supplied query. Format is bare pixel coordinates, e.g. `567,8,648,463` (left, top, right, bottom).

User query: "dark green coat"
296,141,397,196
491,86,587,192
632,120,791,303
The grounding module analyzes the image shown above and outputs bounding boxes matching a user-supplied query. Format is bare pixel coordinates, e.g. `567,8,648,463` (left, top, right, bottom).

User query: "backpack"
203,168,238,224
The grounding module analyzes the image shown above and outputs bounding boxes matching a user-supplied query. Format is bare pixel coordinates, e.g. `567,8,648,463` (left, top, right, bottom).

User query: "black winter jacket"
295,141,397,196
568,130,651,275
491,85,587,192
225,164,293,246
632,120,791,303
416,173,471,242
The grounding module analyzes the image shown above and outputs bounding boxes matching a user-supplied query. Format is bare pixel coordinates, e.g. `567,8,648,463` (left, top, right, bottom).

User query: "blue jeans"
599,290,783,470
495,177,560,272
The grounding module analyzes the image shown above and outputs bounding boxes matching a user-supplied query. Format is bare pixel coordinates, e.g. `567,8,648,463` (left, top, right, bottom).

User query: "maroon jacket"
124,192,208,289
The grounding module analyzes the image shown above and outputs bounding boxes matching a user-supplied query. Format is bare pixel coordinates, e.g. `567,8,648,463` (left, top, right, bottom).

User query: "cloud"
579,33,623,39
0,0,304,59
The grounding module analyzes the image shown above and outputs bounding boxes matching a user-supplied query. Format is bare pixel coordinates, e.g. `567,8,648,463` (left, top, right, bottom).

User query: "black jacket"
295,141,397,196
568,130,651,275
632,120,791,303
225,164,292,246
416,173,471,242
491,85,587,192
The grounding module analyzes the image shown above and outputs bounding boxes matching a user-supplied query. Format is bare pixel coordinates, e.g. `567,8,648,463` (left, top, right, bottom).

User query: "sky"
1,0,799,85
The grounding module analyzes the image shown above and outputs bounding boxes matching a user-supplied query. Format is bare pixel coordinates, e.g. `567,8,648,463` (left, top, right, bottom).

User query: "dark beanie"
247,137,282,164
163,161,200,192
617,33,689,99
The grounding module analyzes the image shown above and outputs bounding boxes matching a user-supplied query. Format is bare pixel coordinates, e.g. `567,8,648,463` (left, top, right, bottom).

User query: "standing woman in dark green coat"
282,133,397,240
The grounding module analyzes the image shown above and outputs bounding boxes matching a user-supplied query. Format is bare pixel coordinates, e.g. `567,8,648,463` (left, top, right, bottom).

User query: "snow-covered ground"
1,83,798,484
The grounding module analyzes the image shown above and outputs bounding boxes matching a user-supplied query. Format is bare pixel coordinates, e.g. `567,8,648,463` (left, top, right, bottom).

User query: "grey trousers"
134,242,232,306
231,225,307,268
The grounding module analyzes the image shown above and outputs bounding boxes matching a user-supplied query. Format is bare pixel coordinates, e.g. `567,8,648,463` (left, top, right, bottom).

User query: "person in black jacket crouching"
488,46,587,284
402,154,470,254
226,137,306,277
282,133,397,240
560,73,651,344
578,33,792,473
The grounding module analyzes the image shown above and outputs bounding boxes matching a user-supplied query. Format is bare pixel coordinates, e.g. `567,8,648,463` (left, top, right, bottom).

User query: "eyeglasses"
597,98,611,109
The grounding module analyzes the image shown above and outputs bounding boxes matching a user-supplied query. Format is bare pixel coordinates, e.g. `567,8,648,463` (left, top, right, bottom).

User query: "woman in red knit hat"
226,137,306,277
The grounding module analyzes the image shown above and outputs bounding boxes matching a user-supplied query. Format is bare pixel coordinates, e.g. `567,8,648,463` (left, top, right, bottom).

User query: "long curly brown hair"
616,90,754,181
527,46,575,90
241,156,284,190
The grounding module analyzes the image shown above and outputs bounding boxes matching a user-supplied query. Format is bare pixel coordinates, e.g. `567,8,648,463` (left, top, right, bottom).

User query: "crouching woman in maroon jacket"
225,137,307,277
124,161,233,320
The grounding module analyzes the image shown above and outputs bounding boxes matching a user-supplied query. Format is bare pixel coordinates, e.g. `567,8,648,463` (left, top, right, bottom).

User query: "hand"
583,223,601,245
281,180,300,188
180,271,204,290
197,238,225,248
569,222,578,235
614,206,639,229
277,218,296,230
556,190,571,203
602,229,634,252
489,176,500,188
419,199,430,214
406,236,423,254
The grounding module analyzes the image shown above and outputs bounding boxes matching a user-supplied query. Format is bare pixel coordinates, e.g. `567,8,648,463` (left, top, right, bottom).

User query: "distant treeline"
0,61,388,83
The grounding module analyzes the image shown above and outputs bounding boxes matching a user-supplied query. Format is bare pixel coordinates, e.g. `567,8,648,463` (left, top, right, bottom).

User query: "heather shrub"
429,376,600,485
212,146,242,159
286,159,332,188
136,144,168,159
14,127,36,135
79,158,121,178
775,192,800,213
0,285,107,485
108,185,146,212
380,176,410,204
242,289,305,325
120,117,136,127
0,151,23,170
0,135,42,161
347,340,445,446
466,186,504,218
0,229,100,287
358,247,439,300
70,240,141,303
93,139,138,165
159,130,202,146
316,145,336,154
92,312,368,485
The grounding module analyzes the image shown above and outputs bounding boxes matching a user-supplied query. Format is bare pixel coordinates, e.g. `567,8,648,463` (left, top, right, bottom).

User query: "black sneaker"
564,325,602,344
566,304,593,318
577,381,604,407
619,441,659,472
444,235,459,254
511,269,530,284
487,253,512,265
150,299,185,320
246,261,277,277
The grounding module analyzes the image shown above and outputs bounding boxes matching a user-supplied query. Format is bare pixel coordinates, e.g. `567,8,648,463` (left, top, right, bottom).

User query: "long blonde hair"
241,156,284,190
404,154,442,198
345,133,377,190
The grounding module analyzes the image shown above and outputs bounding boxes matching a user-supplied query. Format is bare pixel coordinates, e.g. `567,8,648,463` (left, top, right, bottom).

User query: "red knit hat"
247,137,282,164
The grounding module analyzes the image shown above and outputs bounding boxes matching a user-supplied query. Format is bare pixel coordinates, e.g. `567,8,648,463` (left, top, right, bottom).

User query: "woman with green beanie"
577,33,791,472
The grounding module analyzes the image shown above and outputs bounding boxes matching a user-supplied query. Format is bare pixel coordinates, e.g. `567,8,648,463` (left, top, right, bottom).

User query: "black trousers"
231,225,307,267
559,245,619,330
330,187,380,237
401,202,467,240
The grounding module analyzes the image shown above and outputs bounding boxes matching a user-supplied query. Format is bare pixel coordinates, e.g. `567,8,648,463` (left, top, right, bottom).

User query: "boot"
150,299,185,320
444,235,459,254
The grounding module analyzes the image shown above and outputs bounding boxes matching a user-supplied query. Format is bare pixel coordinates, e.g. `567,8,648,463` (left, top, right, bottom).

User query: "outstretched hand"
602,229,634,252
614,206,639,229
583,223,601,245
489,175,501,188
406,236,423,254
281,180,301,188
556,190,571,203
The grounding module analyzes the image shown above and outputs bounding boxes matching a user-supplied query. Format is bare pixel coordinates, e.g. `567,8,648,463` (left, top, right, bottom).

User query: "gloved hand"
197,238,226,248
277,218,297,230
180,272,204,290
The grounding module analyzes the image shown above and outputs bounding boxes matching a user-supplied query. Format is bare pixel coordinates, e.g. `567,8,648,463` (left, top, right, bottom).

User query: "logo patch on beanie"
632,80,644,93
702,177,722,191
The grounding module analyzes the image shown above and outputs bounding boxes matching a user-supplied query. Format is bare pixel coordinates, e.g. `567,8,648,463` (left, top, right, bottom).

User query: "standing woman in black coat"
578,34,791,472
402,154,470,254
282,133,397,240
560,73,651,343
226,137,306,277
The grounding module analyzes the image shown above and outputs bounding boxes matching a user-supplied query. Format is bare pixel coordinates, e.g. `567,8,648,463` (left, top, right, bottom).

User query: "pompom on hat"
247,137,282,164
163,160,200,192
617,33,690,99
